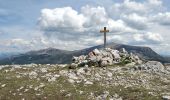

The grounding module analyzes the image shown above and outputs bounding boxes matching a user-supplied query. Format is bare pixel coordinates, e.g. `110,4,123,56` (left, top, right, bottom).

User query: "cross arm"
100,30,109,33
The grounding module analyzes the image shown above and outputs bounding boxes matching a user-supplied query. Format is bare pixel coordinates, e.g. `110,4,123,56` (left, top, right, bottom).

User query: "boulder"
120,48,129,57
72,56,78,62
162,95,170,100
69,63,78,69
100,60,108,67
88,52,95,58
135,61,165,72
111,50,121,60
130,53,142,64
120,48,128,54
93,49,101,55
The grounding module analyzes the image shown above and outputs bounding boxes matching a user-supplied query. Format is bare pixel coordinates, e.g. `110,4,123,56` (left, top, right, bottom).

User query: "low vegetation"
0,64,170,100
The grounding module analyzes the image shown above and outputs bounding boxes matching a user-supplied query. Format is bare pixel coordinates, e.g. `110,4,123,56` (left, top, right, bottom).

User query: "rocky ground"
0,62,170,100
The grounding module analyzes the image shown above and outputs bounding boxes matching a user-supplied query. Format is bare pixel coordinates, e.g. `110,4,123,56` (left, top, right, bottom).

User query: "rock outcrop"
134,61,165,73
70,48,143,68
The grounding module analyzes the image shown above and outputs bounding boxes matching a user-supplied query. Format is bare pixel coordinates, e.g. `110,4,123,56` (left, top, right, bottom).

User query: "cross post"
100,27,109,48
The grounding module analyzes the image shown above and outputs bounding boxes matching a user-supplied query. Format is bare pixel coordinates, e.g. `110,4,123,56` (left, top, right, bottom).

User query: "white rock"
162,95,170,100
85,81,93,85
1,84,6,87
72,56,78,62
70,63,78,68
121,48,128,53
107,72,113,77
65,93,72,97
29,71,38,79
77,68,85,75
34,86,39,91
59,70,68,76
88,51,95,58
59,64,67,68
100,60,108,67
13,65,22,69
54,74,60,78
39,83,45,88
79,91,83,94
111,50,120,59
24,89,29,92
68,79,75,83
68,72,78,80
136,61,165,72
16,75,21,78
125,62,136,67
48,77,56,82
89,56,97,62
96,55,102,61
93,49,100,55
95,73,102,78
41,68,47,73
84,64,88,68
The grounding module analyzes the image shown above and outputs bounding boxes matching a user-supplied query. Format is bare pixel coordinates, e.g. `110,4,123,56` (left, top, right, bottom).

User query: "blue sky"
0,0,170,55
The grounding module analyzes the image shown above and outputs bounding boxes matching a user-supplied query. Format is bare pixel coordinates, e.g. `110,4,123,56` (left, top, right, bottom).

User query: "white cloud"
7,39,31,46
38,7,86,33
152,12,170,25
107,19,136,33
110,0,163,16
81,5,108,27
148,0,162,6
133,32,163,44
122,13,148,30
146,32,163,42
133,34,145,42
38,6,134,41
36,2,168,53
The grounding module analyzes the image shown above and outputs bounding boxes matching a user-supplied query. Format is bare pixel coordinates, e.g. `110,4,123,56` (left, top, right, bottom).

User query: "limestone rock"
93,49,100,55
135,61,165,72
70,63,78,69
71,48,142,68
162,95,170,100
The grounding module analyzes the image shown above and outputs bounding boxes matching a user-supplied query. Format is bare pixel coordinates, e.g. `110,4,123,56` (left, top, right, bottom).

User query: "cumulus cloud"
110,0,163,16
121,13,148,30
133,32,163,44
107,19,135,33
81,5,108,27
38,7,86,33
38,5,136,40
37,2,167,51
152,12,170,25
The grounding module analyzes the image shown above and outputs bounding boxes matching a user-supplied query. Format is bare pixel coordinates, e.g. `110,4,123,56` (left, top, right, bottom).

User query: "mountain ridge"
0,42,169,65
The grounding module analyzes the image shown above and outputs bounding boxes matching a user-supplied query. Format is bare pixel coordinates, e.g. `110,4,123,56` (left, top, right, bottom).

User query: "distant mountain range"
0,42,169,65
0,52,19,60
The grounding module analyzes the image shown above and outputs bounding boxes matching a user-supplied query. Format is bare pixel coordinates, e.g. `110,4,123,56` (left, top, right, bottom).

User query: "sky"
0,0,170,55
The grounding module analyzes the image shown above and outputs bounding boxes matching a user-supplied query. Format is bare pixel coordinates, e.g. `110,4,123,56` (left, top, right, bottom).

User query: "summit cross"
100,27,109,48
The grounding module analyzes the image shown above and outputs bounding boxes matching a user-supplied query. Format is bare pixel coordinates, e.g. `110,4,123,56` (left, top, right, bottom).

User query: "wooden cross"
100,27,109,48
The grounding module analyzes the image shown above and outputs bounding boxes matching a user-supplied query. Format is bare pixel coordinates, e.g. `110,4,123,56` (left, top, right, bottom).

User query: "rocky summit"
0,48,170,100
71,48,143,68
